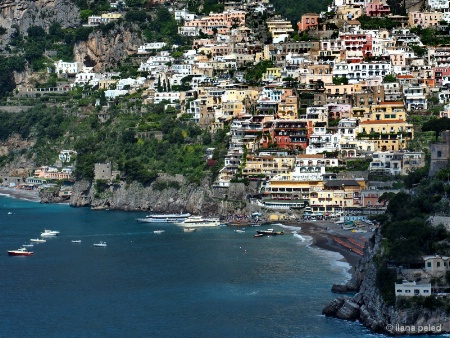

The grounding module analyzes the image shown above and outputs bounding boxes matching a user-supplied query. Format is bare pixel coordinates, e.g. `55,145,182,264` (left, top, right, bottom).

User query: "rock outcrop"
69,176,253,215
73,23,143,72
0,0,79,39
323,231,450,335
39,189,70,204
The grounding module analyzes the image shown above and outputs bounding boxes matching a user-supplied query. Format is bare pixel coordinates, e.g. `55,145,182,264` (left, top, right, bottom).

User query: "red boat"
8,247,34,256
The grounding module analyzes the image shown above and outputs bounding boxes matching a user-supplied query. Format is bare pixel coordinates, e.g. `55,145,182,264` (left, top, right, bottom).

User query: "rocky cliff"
0,0,79,38
323,231,450,335
73,23,143,72
69,176,254,215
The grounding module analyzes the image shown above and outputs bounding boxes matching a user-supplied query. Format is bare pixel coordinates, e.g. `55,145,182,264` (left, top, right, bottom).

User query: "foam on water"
309,245,353,281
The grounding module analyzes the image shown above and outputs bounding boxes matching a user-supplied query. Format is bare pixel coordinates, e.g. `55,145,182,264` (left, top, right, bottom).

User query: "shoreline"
0,186,41,202
0,186,365,268
280,221,369,268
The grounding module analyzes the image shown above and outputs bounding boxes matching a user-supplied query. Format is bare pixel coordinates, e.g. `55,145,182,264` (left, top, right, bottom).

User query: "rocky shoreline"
322,230,450,335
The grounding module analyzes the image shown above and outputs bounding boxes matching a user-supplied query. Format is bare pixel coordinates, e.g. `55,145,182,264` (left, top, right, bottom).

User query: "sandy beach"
0,186,41,202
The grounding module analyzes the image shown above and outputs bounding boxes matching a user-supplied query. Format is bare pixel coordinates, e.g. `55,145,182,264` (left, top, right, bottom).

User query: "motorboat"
30,238,46,243
7,212,12,215
234,229,245,233
71,240,82,243
183,227,197,232
137,213,191,223
175,216,220,227
8,247,34,256
93,241,107,247
22,244,34,247
154,229,165,234
256,229,284,236
253,234,264,238
40,229,59,237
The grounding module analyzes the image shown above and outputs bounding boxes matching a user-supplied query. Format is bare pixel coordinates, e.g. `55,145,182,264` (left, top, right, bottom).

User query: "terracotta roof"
376,101,404,105
396,75,414,79
360,119,406,124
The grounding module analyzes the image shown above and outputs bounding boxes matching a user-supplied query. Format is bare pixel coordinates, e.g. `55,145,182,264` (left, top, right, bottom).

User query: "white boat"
71,240,82,243
234,229,245,233
183,227,197,232
93,241,107,247
7,212,12,215
30,238,46,243
40,229,60,237
23,244,34,247
154,229,165,234
175,216,220,227
137,213,191,223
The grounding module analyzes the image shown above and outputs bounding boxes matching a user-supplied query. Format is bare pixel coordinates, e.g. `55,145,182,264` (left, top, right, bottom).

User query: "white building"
333,62,392,83
54,60,82,75
174,9,197,22
395,281,431,297
137,42,167,54
154,92,181,104
403,84,427,111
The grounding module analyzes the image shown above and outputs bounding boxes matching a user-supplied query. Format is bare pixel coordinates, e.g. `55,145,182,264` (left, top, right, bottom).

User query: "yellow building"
357,119,413,151
242,155,295,178
309,179,365,213
266,17,295,38
367,101,406,122
277,96,298,119
262,68,282,82
98,79,117,90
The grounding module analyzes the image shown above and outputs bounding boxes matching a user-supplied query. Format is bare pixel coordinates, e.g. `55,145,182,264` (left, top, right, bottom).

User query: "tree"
422,117,450,140
383,74,397,83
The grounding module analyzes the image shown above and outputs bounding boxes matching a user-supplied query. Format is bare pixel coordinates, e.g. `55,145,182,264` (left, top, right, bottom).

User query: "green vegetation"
244,60,274,86
422,117,450,140
358,15,402,30
270,0,328,23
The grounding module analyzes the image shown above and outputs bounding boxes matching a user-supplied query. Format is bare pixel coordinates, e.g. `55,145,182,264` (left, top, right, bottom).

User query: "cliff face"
73,23,142,72
0,0,79,37
323,231,450,335
69,176,252,215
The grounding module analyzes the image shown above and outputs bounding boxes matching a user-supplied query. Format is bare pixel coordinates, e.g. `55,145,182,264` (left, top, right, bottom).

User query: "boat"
30,238,46,243
253,233,264,238
154,229,165,234
40,229,59,237
256,229,284,236
7,211,12,215
93,241,107,247
234,229,245,233
175,216,220,227
23,244,34,247
137,213,191,223
8,247,34,256
71,240,82,243
183,227,197,232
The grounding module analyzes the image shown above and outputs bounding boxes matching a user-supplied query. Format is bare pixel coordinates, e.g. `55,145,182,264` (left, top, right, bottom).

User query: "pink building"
297,13,320,32
365,0,390,17
183,10,246,36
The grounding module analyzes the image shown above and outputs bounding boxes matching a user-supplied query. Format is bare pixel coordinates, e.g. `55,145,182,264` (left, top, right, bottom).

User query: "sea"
0,195,397,337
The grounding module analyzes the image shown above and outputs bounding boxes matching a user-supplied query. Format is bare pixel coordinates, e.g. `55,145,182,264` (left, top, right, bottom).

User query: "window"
437,261,441,267
424,290,429,293
405,290,411,293
437,151,442,158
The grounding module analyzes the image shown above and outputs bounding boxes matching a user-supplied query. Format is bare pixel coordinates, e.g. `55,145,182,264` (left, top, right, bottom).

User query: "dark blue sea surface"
0,195,380,337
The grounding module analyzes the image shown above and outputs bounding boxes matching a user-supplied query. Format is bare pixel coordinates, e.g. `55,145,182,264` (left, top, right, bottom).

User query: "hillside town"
4,0,450,217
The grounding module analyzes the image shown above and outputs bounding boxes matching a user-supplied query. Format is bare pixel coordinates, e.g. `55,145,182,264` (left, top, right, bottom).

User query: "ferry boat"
175,216,220,227
137,213,191,223
8,247,34,256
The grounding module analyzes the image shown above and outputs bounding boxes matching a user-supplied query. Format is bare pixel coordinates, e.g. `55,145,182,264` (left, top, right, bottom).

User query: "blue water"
0,195,379,337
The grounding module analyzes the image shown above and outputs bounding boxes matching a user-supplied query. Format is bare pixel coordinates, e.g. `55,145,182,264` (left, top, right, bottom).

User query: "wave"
308,246,352,281
292,232,313,245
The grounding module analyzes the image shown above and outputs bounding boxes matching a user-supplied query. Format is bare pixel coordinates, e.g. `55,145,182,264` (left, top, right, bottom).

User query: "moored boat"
71,240,82,243
234,229,245,233
183,227,197,232
93,241,107,247
8,247,34,256
253,233,264,238
175,216,220,227
154,229,165,234
137,213,191,223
